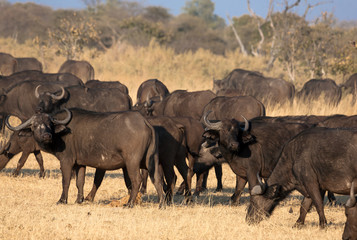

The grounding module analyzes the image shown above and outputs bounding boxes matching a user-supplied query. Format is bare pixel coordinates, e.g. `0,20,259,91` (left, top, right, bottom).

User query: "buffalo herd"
0,52,357,239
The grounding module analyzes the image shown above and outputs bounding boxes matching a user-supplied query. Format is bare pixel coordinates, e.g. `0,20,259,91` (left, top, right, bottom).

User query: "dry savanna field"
0,39,356,239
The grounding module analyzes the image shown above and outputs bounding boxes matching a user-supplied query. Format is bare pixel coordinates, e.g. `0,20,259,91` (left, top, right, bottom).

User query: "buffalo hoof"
123,202,134,208
12,171,20,177
39,172,45,178
139,188,147,195
76,197,84,204
230,200,241,206
56,199,68,205
84,196,94,202
214,187,223,193
292,221,304,229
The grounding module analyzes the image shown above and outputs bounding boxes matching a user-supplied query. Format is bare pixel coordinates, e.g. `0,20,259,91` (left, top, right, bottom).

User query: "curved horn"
145,95,153,107
51,108,72,125
346,182,356,208
48,86,65,100
257,172,267,192
35,85,41,99
5,116,34,131
241,115,250,132
203,111,222,130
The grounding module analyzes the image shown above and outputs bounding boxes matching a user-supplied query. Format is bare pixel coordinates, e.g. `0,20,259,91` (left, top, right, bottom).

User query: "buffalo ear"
242,132,255,144
54,125,67,134
264,185,281,199
18,129,33,137
202,129,219,141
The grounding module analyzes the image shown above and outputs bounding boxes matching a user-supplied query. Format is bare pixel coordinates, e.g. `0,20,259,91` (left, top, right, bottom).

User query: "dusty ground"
0,152,348,240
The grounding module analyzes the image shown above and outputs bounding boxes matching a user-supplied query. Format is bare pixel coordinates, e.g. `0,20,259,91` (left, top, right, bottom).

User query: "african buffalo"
15,58,43,72
0,81,80,121
141,90,216,120
343,182,357,240
6,108,164,207
58,60,94,83
0,52,17,76
201,96,266,122
296,78,342,106
36,84,132,114
246,127,357,228
85,80,129,94
136,79,169,104
317,114,357,128
0,70,84,90
85,116,189,204
200,112,312,205
0,129,44,177
341,72,357,103
213,68,295,106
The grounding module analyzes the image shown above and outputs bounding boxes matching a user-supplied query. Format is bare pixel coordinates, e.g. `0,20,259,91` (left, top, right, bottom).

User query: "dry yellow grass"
0,38,354,239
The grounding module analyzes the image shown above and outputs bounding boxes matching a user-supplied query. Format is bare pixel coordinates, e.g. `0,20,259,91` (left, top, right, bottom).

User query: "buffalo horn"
257,172,267,191
203,111,222,130
35,85,42,99
241,115,250,132
5,116,34,131
48,86,65,100
346,182,356,208
51,108,72,125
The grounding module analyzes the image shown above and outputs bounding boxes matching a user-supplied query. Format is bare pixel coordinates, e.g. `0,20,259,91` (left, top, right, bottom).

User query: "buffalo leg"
12,152,31,177
85,169,106,201
174,150,191,198
57,160,74,204
33,150,45,178
303,185,327,228
140,169,148,194
214,165,223,192
231,175,247,206
123,165,142,208
194,172,206,196
147,154,165,208
75,165,86,204
294,197,313,227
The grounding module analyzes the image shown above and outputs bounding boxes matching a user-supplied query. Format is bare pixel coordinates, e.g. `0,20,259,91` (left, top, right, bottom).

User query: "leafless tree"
227,14,248,56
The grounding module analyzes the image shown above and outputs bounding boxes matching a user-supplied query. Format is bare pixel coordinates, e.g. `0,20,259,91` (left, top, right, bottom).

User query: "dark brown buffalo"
15,58,43,72
0,52,17,76
343,182,357,240
0,70,84,90
85,80,129,94
317,114,357,128
0,130,44,177
136,79,169,104
142,90,216,120
85,116,189,204
201,96,266,122
0,81,81,122
296,78,342,106
200,112,312,205
6,108,164,207
58,60,94,83
246,128,357,228
341,72,357,103
36,84,132,114
213,69,264,92
213,68,295,106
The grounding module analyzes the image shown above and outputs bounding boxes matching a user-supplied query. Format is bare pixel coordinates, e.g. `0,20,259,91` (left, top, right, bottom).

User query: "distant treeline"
0,0,356,80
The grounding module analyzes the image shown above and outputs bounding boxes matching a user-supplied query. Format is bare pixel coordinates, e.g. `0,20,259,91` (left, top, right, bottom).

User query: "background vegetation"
0,0,357,239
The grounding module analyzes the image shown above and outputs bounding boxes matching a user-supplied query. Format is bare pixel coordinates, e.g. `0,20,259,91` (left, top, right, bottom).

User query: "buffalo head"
202,111,251,152
35,85,66,113
343,182,357,240
5,108,71,144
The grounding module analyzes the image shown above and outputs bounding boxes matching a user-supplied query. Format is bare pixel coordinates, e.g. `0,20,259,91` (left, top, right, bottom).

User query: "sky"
7,0,357,22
